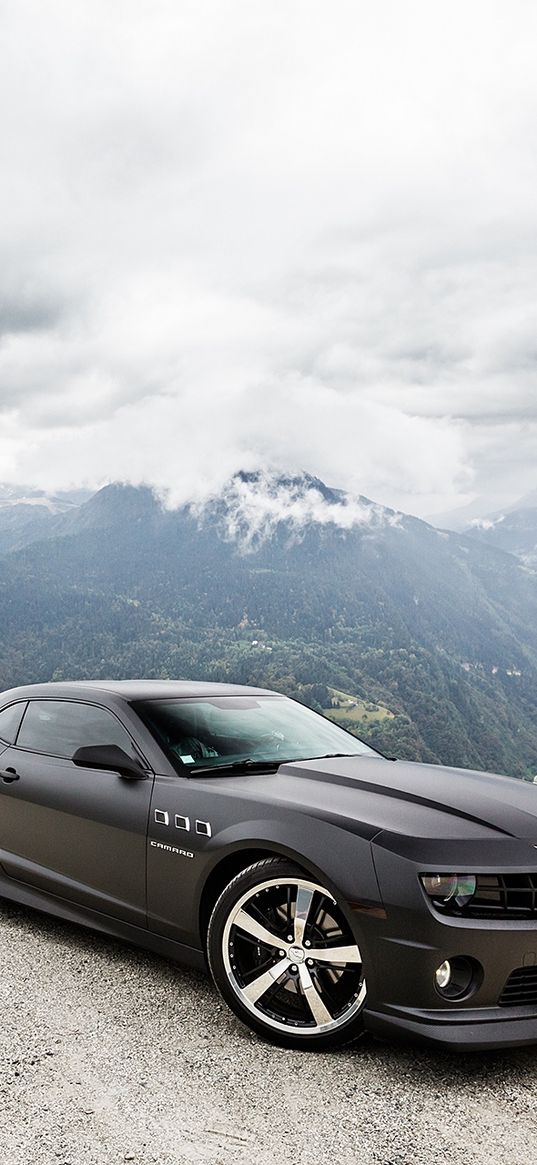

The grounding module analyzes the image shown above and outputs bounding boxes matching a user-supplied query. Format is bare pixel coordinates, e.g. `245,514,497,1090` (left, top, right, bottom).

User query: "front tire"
207,857,367,1050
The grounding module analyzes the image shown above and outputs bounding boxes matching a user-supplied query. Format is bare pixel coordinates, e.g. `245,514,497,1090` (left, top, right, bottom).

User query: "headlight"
421,873,477,908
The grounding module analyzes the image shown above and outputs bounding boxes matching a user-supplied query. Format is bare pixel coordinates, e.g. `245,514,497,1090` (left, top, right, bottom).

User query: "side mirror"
72,744,147,780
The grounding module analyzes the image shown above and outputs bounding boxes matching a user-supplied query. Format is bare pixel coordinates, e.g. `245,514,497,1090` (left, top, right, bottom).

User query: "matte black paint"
2,680,537,1050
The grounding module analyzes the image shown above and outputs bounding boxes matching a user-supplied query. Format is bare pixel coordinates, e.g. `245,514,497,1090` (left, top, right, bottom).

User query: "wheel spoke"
297,963,333,1026
294,886,315,945
307,944,361,964
241,957,291,1004
233,908,282,950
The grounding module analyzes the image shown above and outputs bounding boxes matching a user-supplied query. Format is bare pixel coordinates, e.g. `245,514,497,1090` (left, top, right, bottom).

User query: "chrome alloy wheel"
221,876,366,1037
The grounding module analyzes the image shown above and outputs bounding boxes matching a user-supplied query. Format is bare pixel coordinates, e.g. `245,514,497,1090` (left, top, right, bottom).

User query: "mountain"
0,484,89,512
424,494,513,532
466,500,537,566
0,485,89,555
1,471,537,777
511,487,537,511
426,486,537,534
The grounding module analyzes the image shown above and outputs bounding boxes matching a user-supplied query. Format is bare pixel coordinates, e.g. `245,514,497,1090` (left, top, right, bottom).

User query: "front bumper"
358,835,537,1050
364,1004,537,1051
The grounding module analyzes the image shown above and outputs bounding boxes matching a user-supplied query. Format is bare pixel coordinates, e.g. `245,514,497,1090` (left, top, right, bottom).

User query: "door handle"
0,767,20,783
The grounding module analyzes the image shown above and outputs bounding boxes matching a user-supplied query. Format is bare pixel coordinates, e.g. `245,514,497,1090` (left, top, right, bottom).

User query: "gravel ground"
1,901,537,1165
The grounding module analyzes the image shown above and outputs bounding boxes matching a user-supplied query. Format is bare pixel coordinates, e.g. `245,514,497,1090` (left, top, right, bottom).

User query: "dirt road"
1,899,536,1164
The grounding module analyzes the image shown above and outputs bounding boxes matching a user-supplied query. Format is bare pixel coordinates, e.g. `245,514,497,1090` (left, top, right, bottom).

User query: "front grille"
467,874,537,919
436,873,537,919
428,873,537,918
499,966,537,1007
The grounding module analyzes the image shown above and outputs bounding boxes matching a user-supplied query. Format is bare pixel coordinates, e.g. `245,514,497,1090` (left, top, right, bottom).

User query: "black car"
1,680,537,1051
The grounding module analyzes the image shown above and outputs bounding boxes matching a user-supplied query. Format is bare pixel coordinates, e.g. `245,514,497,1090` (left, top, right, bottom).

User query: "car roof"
0,679,278,702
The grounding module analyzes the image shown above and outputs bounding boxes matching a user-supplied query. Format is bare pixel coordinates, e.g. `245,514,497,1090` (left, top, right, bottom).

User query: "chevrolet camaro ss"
1,680,537,1051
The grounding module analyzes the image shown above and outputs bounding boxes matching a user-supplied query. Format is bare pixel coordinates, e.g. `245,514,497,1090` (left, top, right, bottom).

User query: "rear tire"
207,857,367,1050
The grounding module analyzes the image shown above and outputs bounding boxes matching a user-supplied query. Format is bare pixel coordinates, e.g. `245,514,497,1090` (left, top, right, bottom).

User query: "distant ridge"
1,469,537,777
466,502,537,566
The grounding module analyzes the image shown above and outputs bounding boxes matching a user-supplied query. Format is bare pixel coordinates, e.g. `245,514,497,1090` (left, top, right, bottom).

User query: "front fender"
203,815,380,903
147,777,383,949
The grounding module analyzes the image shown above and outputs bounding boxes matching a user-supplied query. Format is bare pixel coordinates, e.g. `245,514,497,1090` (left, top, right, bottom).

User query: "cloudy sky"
1,0,536,519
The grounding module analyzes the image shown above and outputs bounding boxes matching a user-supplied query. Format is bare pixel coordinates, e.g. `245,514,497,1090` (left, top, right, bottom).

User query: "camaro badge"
150,840,194,858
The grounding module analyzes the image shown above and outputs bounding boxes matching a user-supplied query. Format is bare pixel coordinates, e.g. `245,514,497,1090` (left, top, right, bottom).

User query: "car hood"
270,754,537,841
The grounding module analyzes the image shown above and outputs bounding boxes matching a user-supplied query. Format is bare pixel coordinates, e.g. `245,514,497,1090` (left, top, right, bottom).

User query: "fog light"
435,960,452,990
434,955,480,1000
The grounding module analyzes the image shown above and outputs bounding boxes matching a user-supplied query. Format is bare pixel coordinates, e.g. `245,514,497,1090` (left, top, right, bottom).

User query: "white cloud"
190,469,404,549
469,515,505,532
1,0,537,517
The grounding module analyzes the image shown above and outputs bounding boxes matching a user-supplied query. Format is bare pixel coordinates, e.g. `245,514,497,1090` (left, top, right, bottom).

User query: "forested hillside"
2,473,537,778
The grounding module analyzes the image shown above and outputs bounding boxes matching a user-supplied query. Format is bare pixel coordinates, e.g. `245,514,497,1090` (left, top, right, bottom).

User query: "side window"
16,700,137,761
0,702,27,745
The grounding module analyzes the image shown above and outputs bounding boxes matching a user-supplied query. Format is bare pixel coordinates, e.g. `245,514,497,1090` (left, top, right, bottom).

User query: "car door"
0,698,154,927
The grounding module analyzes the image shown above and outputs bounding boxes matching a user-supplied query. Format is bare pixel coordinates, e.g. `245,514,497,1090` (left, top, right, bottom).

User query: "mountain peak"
66,482,162,531
194,468,402,549
0,484,82,514
234,469,348,506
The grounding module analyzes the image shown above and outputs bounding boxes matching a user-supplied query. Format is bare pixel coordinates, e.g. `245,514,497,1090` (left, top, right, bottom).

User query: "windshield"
135,694,378,774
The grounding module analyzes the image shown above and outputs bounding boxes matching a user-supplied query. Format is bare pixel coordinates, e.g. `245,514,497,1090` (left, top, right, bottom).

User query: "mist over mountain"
466,498,537,568
1,470,537,778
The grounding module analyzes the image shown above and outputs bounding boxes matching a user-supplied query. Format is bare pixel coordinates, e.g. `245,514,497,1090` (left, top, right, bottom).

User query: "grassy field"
324,686,395,726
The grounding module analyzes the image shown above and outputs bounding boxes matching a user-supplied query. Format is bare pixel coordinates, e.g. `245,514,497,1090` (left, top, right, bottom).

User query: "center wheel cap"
288,945,305,963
